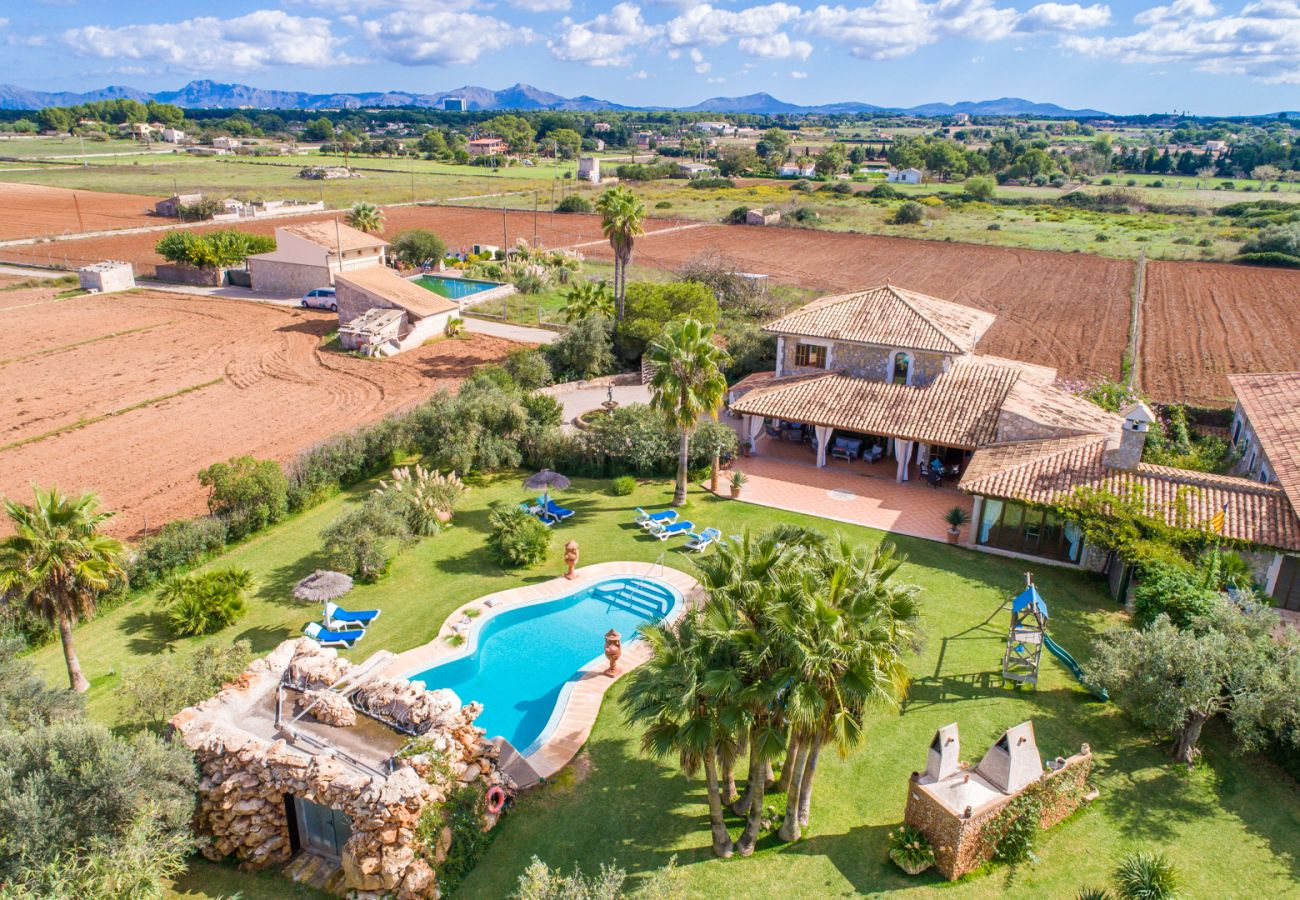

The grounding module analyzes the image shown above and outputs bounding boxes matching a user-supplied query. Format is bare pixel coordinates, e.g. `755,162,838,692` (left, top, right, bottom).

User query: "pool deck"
378,561,703,782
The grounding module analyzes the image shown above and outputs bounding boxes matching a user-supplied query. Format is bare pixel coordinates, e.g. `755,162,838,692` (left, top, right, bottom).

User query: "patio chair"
863,444,884,464
635,508,678,529
831,437,862,462
324,601,380,630
685,527,722,551
304,621,365,649
538,497,575,522
650,520,694,541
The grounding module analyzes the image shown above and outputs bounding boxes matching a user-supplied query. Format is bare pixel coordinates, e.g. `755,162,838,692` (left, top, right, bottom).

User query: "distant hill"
0,80,1107,117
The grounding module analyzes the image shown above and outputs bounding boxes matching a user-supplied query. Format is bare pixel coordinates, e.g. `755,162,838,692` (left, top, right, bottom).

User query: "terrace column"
814,425,833,467
895,439,914,482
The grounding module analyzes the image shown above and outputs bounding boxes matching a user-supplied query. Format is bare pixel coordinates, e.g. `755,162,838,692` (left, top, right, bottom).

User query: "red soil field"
600,224,1136,383
0,183,162,240
0,287,521,536
1140,260,1300,406
0,204,689,274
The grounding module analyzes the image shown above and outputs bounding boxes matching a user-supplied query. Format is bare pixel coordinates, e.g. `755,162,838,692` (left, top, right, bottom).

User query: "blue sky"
1,0,1298,114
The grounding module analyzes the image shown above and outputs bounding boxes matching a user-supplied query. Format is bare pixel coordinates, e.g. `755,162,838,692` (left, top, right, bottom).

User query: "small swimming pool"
413,274,502,300
409,577,681,756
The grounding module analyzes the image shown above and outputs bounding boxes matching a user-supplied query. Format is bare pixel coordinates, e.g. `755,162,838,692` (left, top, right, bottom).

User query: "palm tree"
621,612,736,858
646,318,730,506
0,487,125,692
345,202,384,234
594,186,646,319
561,279,614,322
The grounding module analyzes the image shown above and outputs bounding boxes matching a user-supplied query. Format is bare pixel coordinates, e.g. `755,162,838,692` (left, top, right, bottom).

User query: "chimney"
1104,400,1155,471
924,723,960,781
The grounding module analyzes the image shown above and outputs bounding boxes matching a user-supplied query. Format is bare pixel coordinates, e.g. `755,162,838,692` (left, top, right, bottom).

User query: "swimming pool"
413,274,503,300
409,577,681,756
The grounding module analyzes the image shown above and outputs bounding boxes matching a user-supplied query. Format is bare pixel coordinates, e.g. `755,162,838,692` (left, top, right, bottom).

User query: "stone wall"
903,747,1093,880
779,339,951,386
171,639,512,899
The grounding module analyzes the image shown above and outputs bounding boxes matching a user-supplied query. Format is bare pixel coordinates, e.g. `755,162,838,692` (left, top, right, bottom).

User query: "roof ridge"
886,286,965,354
1134,463,1288,495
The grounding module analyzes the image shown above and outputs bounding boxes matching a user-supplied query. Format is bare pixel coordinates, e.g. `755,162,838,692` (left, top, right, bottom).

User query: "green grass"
26,471,1300,899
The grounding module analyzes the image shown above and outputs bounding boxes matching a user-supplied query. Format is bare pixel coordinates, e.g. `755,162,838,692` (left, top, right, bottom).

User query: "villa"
728,285,1300,613
247,221,387,297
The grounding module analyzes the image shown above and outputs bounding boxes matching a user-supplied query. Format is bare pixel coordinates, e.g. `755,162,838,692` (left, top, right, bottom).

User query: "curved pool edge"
377,561,703,782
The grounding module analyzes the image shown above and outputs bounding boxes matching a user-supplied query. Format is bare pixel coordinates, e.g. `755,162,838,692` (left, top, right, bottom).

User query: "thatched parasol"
523,469,571,508
293,570,354,604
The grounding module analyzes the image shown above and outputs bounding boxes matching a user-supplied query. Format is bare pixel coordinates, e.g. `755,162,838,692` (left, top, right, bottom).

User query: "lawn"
26,469,1300,899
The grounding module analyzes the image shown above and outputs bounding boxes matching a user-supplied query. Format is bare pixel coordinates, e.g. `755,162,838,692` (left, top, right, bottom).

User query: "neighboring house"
247,221,387,297
577,157,601,184
778,160,816,177
212,136,241,151
676,161,719,178
730,285,1300,614
953,112,971,125
635,131,653,148
155,192,204,217
467,137,507,156
1205,140,1228,154
160,127,186,144
335,267,459,356
887,167,924,184
127,122,152,139
593,122,611,133
695,121,736,135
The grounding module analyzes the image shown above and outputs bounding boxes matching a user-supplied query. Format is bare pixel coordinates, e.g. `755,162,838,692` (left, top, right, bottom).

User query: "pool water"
410,578,680,755
414,274,502,300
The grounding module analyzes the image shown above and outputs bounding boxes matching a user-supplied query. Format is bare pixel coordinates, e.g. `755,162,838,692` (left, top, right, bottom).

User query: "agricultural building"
334,266,458,356
77,260,135,292
247,221,387,298
155,192,203,217
746,208,781,225
577,156,600,183
887,167,924,184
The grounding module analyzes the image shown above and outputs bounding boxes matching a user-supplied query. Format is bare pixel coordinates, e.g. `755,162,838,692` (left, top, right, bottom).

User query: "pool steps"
595,579,675,618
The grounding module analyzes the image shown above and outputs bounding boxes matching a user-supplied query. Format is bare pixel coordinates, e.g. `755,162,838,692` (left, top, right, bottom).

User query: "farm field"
0,181,162,239
0,285,521,535
1139,260,1300,405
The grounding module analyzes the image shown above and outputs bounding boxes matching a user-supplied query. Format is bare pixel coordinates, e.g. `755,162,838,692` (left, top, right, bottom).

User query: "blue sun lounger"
538,497,575,523
651,520,694,541
324,601,380,630
685,527,722,551
635,507,678,529
304,621,365,649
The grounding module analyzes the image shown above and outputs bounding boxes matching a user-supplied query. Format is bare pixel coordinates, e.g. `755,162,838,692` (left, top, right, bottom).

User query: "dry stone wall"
171,638,512,899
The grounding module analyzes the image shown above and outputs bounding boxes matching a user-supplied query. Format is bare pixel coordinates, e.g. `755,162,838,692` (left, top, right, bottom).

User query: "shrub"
688,177,735,189
718,319,777,381
789,206,819,223
390,229,448,268
545,316,616,382
1132,560,1222,629
119,640,254,728
154,229,274,269
988,792,1041,865
893,201,926,225
487,503,551,568
322,500,410,582
375,465,467,535
554,194,592,214
790,179,813,192
654,200,672,209
505,348,554,390
285,415,411,511
617,281,718,362
964,175,996,200
128,516,227,589
514,856,626,899
870,183,900,199
610,475,637,496
198,456,289,540
157,566,253,636
578,403,737,476
446,315,466,336
0,638,82,732
1113,850,1181,900
513,264,549,295
726,205,749,224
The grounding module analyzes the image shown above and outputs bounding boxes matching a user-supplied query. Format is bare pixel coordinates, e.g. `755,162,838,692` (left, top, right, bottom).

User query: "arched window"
891,351,911,385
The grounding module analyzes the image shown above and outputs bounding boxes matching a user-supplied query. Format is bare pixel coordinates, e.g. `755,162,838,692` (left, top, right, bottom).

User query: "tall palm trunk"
796,741,822,828
59,614,89,693
718,745,738,805
736,731,767,856
777,735,800,794
613,251,625,321
703,748,734,858
778,738,811,842
673,429,690,505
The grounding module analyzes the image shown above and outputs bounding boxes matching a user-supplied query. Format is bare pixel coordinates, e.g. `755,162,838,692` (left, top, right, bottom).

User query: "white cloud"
790,68,809,76
739,32,814,57
628,68,651,78
62,10,349,70
510,0,573,11
1018,2,1111,31
1065,0,1300,83
550,2,659,65
664,3,804,50
804,0,1020,60
690,47,712,72
362,12,531,65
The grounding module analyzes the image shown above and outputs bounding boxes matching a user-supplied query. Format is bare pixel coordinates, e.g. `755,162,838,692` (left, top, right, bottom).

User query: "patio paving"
714,432,974,544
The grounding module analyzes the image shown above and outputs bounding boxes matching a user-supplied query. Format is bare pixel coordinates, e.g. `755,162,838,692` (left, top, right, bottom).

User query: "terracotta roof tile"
731,360,1018,448
280,220,387,253
763,284,995,355
1229,372,1300,516
960,436,1300,551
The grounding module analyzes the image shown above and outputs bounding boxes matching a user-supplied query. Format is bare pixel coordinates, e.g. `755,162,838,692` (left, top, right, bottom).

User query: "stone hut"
170,638,513,898
902,720,1093,880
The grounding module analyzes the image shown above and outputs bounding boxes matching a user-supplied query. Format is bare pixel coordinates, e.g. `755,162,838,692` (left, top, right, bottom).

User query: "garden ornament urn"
564,539,580,580
604,628,622,676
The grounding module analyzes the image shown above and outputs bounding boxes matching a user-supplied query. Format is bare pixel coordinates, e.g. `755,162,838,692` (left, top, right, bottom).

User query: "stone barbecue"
170,638,513,898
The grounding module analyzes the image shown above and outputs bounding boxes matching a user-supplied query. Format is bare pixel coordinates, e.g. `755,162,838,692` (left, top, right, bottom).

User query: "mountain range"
0,80,1111,117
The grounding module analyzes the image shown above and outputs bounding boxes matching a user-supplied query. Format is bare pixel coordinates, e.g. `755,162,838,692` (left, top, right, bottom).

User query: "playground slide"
1042,634,1109,701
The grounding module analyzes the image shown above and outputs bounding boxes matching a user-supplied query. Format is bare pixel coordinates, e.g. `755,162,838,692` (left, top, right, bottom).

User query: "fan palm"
646,318,730,506
345,202,385,234
594,186,646,319
0,487,125,692
561,279,615,322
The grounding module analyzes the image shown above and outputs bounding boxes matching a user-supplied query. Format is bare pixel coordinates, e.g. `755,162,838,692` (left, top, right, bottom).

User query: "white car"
301,287,337,311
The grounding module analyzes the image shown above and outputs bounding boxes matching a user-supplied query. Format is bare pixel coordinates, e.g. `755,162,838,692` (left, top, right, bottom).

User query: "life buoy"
485,785,507,814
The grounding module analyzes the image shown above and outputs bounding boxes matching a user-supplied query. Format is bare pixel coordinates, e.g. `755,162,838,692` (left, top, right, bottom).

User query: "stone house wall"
779,337,951,386
903,747,1093,880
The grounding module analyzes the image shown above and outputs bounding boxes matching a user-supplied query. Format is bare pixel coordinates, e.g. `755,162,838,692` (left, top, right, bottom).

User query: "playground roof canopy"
1012,584,1048,619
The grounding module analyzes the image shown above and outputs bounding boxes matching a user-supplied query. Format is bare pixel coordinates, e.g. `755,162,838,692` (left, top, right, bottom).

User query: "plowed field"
597,224,1136,382
0,287,519,535
0,183,161,239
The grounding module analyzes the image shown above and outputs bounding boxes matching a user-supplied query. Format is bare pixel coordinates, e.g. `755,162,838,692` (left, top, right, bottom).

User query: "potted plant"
888,824,936,875
944,506,971,544
729,471,748,499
